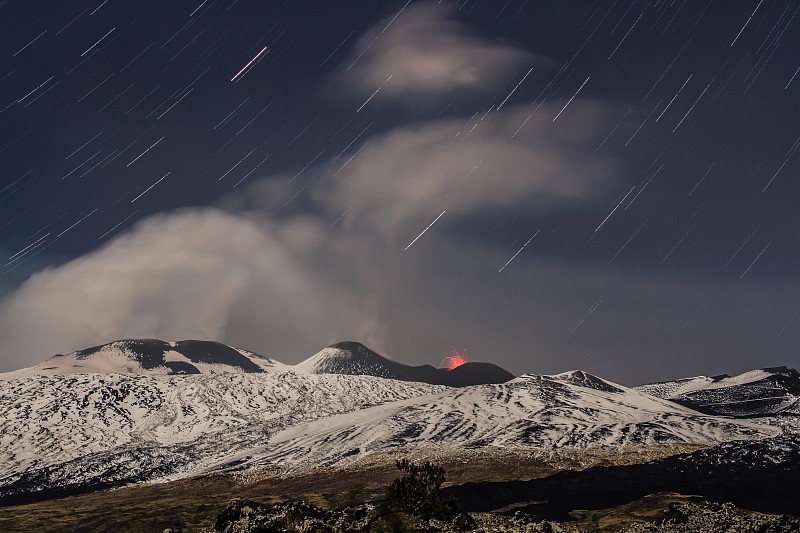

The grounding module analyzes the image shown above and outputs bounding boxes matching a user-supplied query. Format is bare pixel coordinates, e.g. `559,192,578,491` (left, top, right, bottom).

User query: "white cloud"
338,2,541,106
317,100,619,240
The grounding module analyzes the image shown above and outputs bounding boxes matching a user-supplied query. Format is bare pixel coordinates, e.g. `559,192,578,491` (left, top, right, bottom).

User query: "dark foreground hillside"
2,443,799,532
0,446,698,532
203,497,800,532
443,430,800,520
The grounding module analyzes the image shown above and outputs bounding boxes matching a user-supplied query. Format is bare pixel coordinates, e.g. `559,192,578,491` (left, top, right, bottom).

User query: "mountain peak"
549,370,625,393
328,340,373,352
294,342,398,378
11,339,281,376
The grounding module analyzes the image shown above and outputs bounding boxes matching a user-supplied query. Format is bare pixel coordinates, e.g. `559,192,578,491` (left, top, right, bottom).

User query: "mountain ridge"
635,366,800,417
6,338,284,376
3,338,515,388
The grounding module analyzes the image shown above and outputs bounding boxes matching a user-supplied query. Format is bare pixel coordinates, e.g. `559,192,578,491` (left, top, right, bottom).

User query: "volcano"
295,341,515,387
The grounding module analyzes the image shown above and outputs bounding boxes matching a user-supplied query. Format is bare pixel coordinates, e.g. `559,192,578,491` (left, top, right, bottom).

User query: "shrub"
386,459,459,521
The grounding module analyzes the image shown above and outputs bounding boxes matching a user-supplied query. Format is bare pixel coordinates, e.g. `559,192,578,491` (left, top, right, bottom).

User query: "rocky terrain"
201,497,583,532
444,417,800,520
202,497,800,532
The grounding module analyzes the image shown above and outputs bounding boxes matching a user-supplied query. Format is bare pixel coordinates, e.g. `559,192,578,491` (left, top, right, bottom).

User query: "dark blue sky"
0,0,799,383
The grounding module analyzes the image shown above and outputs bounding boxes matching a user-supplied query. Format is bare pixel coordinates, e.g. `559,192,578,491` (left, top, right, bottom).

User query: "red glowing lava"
441,347,468,371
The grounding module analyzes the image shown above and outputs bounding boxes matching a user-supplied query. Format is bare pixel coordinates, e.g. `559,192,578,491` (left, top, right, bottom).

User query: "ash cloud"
0,210,343,369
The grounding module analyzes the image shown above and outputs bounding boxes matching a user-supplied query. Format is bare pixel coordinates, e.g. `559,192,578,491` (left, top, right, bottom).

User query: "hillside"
635,366,800,417
0,365,778,505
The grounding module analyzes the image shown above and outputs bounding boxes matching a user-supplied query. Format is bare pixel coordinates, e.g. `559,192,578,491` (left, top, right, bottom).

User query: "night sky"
1,0,799,384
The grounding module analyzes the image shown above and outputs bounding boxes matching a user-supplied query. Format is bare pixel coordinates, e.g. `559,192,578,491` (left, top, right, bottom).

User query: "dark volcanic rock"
206,497,800,532
443,362,516,387
163,361,201,374
205,498,575,532
208,498,374,532
174,340,264,372
74,339,266,374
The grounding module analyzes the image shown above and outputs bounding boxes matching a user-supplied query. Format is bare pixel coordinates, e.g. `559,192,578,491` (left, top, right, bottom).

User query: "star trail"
0,0,798,383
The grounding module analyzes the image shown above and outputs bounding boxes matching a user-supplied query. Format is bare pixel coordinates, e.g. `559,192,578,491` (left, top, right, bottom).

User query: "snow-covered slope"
295,342,403,376
255,373,776,470
0,371,447,504
0,339,790,505
0,366,779,504
635,366,800,417
1,339,285,377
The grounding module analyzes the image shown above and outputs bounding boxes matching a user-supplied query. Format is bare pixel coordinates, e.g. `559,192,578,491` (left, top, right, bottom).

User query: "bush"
386,459,459,521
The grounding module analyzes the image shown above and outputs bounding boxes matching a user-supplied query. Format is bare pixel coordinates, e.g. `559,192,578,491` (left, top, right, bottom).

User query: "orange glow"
441,347,468,370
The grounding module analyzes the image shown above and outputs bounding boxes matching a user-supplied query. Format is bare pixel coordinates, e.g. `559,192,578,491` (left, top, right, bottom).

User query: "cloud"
1,180,795,381
316,100,619,240
337,2,540,107
0,209,346,369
